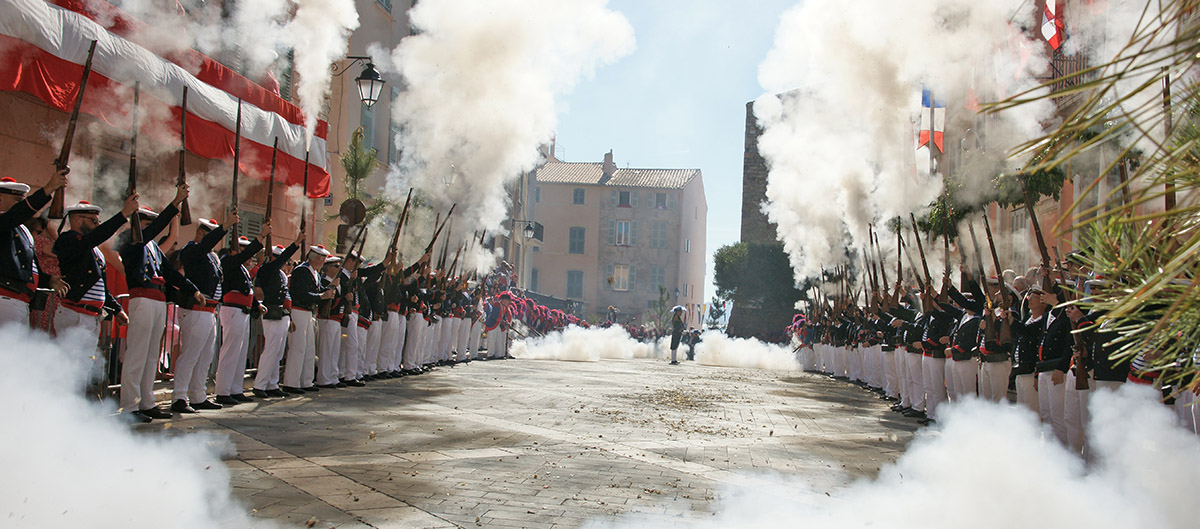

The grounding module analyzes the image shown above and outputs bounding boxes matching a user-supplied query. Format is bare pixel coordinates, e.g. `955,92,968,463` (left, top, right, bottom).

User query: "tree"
646,285,671,331
714,241,804,338
706,295,727,330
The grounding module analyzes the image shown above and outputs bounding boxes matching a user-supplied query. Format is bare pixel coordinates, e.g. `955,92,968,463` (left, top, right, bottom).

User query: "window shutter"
645,191,653,209
668,194,677,210
630,190,639,208
629,266,637,292
610,190,618,206
607,219,616,245
605,264,614,290
629,220,639,246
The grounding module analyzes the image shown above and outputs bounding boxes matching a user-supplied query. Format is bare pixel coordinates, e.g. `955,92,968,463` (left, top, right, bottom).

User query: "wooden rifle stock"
1024,189,1052,267
385,189,414,263
128,83,143,244
981,213,1014,345
424,204,457,255
896,223,903,289
910,213,932,289
298,150,310,245
229,100,242,246
178,86,192,225
264,137,279,251
50,40,99,219
873,225,888,289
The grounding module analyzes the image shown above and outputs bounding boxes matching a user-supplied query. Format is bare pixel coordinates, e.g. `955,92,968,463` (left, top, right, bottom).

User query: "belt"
61,300,102,316
129,284,166,301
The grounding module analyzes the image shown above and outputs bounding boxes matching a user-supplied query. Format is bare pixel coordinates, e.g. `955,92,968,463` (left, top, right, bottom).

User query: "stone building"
528,151,707,326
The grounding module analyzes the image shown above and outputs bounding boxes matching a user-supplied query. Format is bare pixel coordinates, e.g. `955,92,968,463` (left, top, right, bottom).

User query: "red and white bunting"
1041,0,1064,50
0,0,330,198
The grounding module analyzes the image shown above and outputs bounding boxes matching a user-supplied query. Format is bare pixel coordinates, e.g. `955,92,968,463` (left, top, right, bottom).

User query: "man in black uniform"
282,245,336,392
119,184,200,422
0,171,68,324
214,228,269,405
53,196,137,336
172,216,231,414
252,237,302,398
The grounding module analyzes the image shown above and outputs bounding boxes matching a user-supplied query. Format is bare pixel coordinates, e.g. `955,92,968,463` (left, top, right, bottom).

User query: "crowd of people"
789,258,1200,455
0,169,585,423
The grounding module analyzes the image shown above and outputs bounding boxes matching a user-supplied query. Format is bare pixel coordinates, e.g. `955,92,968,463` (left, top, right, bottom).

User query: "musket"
230,100,243,246
128,83,143,245
900,232,925,291
448,242,464,278
319,222,366,319
873,225,889,290
1023,188,1053,267
50,40,99,219
264,137,279,250
437,219,453,271
177,86,193,225
424,204,457,255
385,188,414,263
910,213,932,288
298,149,310,244
896,222,903,290
981,212,1014,346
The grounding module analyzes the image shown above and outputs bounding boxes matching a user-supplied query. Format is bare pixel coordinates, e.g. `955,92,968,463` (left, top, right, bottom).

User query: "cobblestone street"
148,358,919,529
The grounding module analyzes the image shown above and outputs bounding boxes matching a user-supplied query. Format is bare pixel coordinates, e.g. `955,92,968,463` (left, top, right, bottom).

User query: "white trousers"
922,356,947,420
337,312,361,380
0,295,29,326
121,297,167,411
979,361,1012,402
1038,371,1068,444
53,306,100,339
1064,370,1090,455
950,358,978,401
896,349,910,406
282,309,317,388
377,312,401,372
216,306,251,396
388,313,407,371
882,348,897,396
363,319,384,376
456,317,472,360
486,327,507,358
470,320,482,356
1015,373,1038,414
174,308,217,403
906,352,926,411
402,313,424,369
316,318,343,385
1173,386,1199,436
253,317,290,391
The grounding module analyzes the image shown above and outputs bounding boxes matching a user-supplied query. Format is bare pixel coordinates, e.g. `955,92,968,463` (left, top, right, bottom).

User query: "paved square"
150,358,919,528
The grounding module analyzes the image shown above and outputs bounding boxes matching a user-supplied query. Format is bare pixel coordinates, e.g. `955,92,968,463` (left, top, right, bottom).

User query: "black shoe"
303,386,320,392
335,381,348,388
362,374,377,381
171,399,197,414
193,399,223,410
669,361,679,365
316,383,339,389
345,379,365,387
214,395,240,406
128,410,153,423
281,386,305,395
266,389,288,398
232,393,254,403
903,409,926,419
140,406,172,420
918,418,937,426
252,389,271,399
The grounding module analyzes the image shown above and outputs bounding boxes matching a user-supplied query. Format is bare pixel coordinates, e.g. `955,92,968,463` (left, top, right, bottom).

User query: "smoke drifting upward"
754,0,1053,281
288,0,359,137
590,385,1200,529
0,325,265,529
387,0,634,252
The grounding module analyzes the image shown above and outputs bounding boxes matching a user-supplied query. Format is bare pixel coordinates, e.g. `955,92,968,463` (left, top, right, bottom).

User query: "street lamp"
512,219,536,240
332,56,385,107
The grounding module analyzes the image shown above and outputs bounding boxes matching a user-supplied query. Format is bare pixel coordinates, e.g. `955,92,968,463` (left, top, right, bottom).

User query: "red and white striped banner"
0,0,330,198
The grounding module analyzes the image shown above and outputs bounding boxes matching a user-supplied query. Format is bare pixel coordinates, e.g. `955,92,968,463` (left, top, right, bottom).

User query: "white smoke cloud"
511,325,660,361
694,331,800,371
755,0,1054,282
386,0,635,256
588,385,1200,529
0,324,268,529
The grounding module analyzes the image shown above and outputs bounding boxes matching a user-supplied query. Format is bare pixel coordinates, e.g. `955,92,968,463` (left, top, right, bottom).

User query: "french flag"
918,88,945,153
1042,0,1065,50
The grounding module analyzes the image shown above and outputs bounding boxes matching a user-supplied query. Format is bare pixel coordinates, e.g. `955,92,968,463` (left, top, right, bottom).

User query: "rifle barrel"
178,86,192,225
128,83,143,244
50,40,99,219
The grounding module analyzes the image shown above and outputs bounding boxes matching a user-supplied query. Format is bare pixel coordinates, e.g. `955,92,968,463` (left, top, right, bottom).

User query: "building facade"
528,151,707,326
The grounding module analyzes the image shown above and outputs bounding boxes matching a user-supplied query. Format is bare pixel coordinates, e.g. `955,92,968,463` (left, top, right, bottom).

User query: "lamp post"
331,56,386,107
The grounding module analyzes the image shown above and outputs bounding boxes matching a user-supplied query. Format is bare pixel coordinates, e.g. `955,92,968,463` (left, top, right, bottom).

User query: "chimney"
601,150,616,183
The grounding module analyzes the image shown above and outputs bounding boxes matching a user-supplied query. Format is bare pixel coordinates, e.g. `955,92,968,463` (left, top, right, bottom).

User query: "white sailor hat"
198,218,219,231
325,256,342,265
65,200,102,215
309,244,331,256
346,250,361,261
271,244,286,256
0,177,30,196
136,206,159,219
237,236,251,246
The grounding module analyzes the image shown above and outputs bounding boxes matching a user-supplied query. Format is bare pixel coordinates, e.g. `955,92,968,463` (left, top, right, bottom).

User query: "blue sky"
554,0,798,302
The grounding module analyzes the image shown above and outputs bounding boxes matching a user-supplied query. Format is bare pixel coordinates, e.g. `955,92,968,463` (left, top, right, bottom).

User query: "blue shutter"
608,219,616,245
629,266,637,292
630,190,639,208
668,193,677,210
629,220,639,246
610,190,618,206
